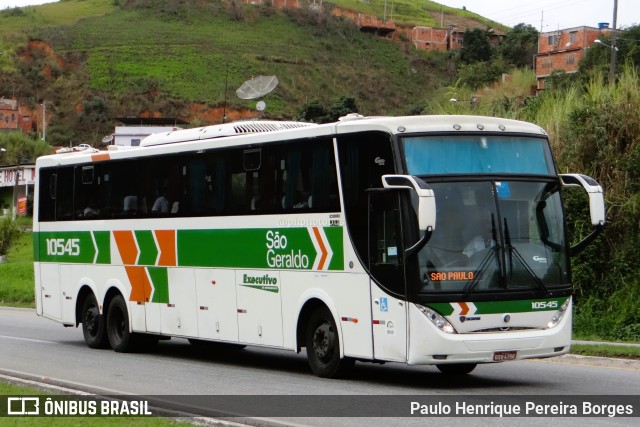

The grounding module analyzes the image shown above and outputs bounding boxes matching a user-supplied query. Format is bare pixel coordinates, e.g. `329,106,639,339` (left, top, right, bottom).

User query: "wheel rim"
84,304,100,337
312,321,335,364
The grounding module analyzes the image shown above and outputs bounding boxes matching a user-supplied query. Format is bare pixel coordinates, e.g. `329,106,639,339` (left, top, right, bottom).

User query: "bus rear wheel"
106,294,137,352
305,307,354,378
436,363,477,375
80,293,109,349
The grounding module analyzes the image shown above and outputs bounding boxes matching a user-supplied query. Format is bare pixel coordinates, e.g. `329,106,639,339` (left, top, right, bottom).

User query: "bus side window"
280,138,339,212
55,167,74,221
75,165,103,219
310,142,338,211
37,168,56,222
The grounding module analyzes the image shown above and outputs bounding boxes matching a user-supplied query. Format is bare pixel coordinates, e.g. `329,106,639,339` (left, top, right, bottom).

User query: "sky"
0,0,638,32
435,0,638,32
0,0,54,9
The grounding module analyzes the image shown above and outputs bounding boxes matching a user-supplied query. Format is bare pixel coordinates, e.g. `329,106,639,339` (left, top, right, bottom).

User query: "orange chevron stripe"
114,230,138,265
125,266,152,303
155,230,176,266
459,302,469,316
91,153,110,162
312,227,328,270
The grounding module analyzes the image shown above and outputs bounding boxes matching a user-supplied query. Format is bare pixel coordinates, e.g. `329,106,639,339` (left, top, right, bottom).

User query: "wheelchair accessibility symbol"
380,297,388,312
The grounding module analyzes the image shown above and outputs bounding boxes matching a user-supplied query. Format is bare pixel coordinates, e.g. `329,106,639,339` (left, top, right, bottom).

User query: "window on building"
566,54,576,65
548,35,558,45
569,32,577,43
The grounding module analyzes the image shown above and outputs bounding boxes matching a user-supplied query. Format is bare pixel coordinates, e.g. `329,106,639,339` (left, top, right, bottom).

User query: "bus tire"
305,307,354,378
106,294,138,352
80,293,109,349
436,363,477,375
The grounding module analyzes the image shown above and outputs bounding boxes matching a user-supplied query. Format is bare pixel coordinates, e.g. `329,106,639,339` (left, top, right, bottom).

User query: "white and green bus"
33,115,605,377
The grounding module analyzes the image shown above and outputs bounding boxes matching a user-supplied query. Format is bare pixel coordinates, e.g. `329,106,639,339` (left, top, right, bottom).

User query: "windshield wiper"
503,219,550,296
463,214,502,296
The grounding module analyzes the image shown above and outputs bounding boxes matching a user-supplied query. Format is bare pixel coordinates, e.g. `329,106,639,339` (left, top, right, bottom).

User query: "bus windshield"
403,135,555,176
416,180,569,294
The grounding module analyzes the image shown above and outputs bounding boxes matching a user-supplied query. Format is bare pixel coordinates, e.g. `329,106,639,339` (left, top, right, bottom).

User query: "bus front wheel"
305,307,354,378
106,294,136,352
80,293,109,349
436,363,477,375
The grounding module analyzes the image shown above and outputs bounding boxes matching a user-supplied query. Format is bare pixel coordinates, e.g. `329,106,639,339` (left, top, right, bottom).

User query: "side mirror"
560,174,606,256
560,174,605,226
382,175,436,232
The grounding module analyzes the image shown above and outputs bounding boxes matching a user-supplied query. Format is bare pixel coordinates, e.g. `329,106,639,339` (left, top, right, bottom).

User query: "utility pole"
610,0,618,82
41,102,46,142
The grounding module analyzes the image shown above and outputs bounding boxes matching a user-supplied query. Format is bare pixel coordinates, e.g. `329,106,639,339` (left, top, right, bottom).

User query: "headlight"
417,305,457,334
547,297,571,329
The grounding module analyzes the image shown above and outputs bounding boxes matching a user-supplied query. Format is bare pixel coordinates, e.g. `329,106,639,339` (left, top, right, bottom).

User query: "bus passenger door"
369,191,408,362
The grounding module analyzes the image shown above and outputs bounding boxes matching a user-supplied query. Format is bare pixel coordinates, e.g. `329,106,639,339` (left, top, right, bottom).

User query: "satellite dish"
256,100,266,111
236,75,279,100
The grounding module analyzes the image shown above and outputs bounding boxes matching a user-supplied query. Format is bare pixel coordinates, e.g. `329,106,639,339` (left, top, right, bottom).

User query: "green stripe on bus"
324,227,344,270
428,297,569,315
93,231,111,264
148,267,169,303
34,227,344,271
36,231,100,264
135,230,158,266
177,227,343,271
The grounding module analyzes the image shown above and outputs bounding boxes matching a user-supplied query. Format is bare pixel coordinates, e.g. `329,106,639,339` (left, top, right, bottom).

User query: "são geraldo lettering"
265,230,309,269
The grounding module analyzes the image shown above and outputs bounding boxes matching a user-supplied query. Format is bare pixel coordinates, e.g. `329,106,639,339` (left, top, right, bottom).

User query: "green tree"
0,216,21,257
457,59,508,90
499,23,538,68
615,25,640,72
460,28,494,64
327,96,358,122
298,96,358,123
0,132,51,166
580,25,640,80
76,96,112,145
299,99,328,123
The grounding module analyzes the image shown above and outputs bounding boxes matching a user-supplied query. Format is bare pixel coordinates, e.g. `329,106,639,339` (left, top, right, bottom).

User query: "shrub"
0,217,21,257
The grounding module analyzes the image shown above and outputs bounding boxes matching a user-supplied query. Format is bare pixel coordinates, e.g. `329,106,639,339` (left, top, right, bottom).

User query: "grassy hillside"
0,0,508,143
18,1,457,120
331,0,508,30
0,0,115,34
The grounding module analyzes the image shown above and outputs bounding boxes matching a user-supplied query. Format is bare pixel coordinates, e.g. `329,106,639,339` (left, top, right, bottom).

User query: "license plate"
493,350,517,361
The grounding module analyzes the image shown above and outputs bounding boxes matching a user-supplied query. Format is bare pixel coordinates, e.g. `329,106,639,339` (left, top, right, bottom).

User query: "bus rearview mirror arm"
382,174,436,231
381,174,436,256
559,174,606,256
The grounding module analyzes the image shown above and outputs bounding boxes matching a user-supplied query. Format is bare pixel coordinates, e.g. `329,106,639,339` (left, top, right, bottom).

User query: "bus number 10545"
46,238,80,256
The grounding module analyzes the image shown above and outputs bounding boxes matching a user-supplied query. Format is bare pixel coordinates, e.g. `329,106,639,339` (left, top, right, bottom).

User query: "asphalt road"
0,307,638,426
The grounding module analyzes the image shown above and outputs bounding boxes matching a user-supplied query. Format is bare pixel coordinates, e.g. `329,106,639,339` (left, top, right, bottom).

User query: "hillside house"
411,25,505,52
535,25,613,90
0,98,35,134
411,27,449,51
